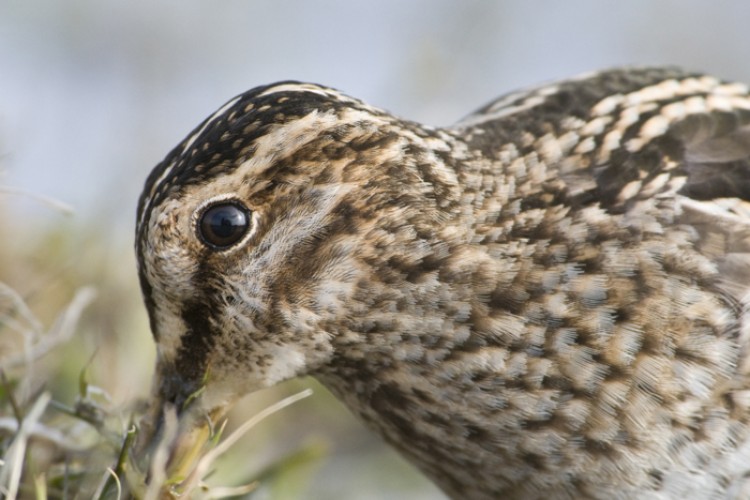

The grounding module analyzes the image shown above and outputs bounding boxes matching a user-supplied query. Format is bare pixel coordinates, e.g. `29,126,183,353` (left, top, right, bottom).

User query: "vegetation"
0,196,328,499
0,190,433,499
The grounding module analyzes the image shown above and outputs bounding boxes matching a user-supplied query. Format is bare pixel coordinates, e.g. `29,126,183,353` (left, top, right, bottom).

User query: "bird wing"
454,66,750,301
450,68,750,418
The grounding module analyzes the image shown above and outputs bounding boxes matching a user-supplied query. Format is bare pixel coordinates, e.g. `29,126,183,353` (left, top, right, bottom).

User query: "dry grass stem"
0,391,51,498
0,186,75,215
0,285,97,371
175,388,313,497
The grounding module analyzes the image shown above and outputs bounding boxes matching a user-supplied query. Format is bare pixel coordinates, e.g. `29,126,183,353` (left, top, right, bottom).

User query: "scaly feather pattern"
136,68,750,499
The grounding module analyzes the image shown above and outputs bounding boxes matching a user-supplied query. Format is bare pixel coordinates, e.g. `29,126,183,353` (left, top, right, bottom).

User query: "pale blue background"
3,1,749,235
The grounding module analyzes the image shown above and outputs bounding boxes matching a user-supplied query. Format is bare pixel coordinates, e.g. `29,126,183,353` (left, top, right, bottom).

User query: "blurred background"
1,1,749,498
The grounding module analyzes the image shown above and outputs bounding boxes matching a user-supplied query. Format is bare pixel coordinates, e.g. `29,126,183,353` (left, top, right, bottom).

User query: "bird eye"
197,202,251,249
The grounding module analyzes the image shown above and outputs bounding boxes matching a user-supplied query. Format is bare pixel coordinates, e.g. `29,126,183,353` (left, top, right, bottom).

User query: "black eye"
198,202,251,249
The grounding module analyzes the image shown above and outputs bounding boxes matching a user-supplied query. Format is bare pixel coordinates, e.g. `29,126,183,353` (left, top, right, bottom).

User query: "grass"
0,190,438,499
0,271,322,499
0,190,323,499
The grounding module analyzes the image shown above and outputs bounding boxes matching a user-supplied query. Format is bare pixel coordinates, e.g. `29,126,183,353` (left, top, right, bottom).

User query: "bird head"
133,81,461,481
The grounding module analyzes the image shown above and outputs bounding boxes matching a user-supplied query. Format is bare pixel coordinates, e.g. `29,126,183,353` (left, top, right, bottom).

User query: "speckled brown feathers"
136,68,750,499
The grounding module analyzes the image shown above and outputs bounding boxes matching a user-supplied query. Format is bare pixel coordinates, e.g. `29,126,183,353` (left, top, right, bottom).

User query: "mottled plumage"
135,68,750,499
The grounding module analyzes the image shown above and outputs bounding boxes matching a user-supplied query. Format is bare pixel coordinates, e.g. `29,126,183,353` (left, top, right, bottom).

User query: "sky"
2,1,749,237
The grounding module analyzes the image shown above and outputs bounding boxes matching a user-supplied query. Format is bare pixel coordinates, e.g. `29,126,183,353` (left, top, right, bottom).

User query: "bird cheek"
257,330,335,385
258,343,311,386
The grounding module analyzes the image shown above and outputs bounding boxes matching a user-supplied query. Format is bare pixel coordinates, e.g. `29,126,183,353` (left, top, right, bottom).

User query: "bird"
134,67,750,499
